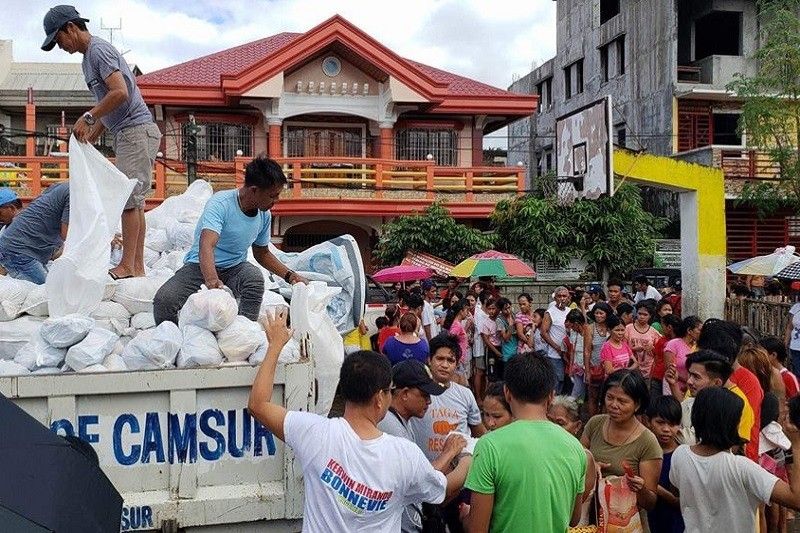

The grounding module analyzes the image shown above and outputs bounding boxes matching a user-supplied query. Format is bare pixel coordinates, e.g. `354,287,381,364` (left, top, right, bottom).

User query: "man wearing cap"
378,359,472,533
0,183,69,284
42,5,161,281
0,189,22,230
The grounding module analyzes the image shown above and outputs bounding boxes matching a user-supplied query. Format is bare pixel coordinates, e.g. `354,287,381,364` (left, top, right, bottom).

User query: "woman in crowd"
652,300,674,334
382,313,429,365
626,303,662,390
581,370,663,527
663,315,702,397
670,387,800,533
377,303,401,352
601,314,638,376
584,302,613,415
650,314,681,401
565,309,587,401
495,297,519,377
443,300,471,383
482,381,513,431
532,307,549,354
515,293,536,354
617,302,635,326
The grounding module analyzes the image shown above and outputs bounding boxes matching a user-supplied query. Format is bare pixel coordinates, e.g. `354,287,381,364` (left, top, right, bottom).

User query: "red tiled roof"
138,32,524,99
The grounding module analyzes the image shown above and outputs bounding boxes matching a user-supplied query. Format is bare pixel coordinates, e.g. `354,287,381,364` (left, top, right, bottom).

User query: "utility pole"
100,18,122,46
186,114,199,184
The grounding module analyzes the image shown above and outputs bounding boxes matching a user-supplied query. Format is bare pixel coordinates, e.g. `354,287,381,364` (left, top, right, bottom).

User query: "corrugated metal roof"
0,62,87,92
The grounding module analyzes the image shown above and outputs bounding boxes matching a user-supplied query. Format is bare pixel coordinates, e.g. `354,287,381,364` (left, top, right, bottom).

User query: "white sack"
0,276,36,321
14,331,66,370
103,352,127,371
144,229,171,253
65,327,118,371
166,222,196,251
216,316,266,362
91,301,132,335
112,274,171,315
0,316,44,360
144,247,161,268
0,360,30,376
259,290,290,319
150,250,187,273
146,179,213,231
122,321,182,370
20,283,48,317
41,314,95,348
290,281,344,415
178,288,237,332
131,312,156,330
249,337,301,365
32,367,61,375
103,280,118,301
78,364,108,373
46,138,136,317
177,325,223,368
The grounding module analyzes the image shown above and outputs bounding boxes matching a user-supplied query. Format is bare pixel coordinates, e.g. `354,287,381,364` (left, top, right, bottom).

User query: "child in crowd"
564,309,587,402
600,314,637,376
480,299,502,384
482,381,513,431
371,316,389,352
495,297,518,379
646,396,685,533
532,308,549,353
761,336,799,400
616,302,635,326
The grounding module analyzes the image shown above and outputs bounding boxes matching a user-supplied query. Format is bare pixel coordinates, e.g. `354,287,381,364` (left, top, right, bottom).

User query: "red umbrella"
372,265,434,283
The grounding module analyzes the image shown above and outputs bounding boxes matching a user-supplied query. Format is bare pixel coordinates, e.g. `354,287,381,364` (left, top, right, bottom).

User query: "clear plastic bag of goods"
248,337,302,365
111,273,172,315
14,331,66,370
0,276,37,321
0,360,30,376
144,229,171,253
103,353,127,372
122,321,182,370
259,290,290,320
19,283,48,317
178,287,238,332
0,316,44,360
131,312,156,330
41,314,95,348
65,327,118,371
46,138,136,318
177,325,223,368
166,222,196,251
290,281,344,415
91,301,132,335
145,179,213,231
216,316,266,362
143,247,161,268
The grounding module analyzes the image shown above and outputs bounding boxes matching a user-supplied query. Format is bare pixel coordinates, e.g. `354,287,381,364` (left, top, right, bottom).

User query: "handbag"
596,475,644,533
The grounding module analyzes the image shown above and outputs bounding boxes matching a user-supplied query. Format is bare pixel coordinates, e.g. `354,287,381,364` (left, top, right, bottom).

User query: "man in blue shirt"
0,183,70,284
153,156,306,325
0,188,22,230
42,5,161,281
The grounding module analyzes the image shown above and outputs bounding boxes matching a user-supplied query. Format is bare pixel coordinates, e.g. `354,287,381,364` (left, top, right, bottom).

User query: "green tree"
375,203,493,265
491,184,666,277
728,0,800,214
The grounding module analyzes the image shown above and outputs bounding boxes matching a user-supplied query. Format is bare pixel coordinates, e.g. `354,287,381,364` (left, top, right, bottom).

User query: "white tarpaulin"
46,137,136,317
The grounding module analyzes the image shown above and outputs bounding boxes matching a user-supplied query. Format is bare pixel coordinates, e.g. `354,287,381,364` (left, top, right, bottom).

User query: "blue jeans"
791,349,800,380
547,357,566,394
0,251,47,284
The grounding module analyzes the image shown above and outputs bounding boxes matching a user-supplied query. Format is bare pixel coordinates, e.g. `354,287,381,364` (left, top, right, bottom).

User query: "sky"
1,0,558,147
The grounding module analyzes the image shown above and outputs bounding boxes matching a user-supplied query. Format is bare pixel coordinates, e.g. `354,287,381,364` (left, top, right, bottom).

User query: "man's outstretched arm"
248,309,292,442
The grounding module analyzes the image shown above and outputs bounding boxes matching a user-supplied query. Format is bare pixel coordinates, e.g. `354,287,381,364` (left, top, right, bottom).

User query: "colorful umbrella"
451,250,536,278
727,246,800,276
372,265,434,283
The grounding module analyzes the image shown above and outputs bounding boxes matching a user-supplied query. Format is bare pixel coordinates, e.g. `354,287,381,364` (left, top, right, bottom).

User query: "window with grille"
181,122,252,161
395,128,458,166
536,77,553,113
787,216,800,238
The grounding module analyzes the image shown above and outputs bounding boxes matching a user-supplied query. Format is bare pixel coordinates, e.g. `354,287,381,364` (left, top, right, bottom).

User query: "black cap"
42,5,89,51
392,360,446,396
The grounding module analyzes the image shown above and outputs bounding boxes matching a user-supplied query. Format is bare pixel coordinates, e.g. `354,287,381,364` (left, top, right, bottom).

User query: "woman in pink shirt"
443,300,470,381
601,315,637,376
662,315,702,395
625,303,662,379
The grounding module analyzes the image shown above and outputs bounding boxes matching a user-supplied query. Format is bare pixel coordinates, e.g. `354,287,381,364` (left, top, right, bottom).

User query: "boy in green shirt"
464,352,587,532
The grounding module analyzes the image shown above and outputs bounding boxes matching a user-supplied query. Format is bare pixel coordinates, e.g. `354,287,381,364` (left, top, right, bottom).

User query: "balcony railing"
0,155,524,207
673,145,781,181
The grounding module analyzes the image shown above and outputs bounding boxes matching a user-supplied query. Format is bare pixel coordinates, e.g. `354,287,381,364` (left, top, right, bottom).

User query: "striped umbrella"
727,246,800,276
451,250,535,278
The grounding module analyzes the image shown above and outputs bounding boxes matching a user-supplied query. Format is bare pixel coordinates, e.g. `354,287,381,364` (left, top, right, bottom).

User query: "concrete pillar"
379,123,393,160
25,88,35,157
268,120,282,159
472,127,483,166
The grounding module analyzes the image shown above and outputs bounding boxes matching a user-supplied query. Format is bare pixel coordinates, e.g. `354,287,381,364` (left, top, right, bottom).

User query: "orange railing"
0,155,525,205
718,148,781,181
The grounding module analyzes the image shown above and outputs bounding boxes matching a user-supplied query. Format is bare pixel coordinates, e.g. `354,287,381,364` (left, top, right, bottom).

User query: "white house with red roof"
135,16,537,264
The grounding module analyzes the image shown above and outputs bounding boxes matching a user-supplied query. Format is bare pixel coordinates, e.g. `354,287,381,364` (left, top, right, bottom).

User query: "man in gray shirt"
42,5,161,280
0,183,69,284
378,359,470,533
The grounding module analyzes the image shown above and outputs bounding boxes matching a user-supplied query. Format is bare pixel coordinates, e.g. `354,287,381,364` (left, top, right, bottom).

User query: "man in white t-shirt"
540,286,571,393
421,280,440,341
633,275,662,304
378,359,471,532
249,311,459,532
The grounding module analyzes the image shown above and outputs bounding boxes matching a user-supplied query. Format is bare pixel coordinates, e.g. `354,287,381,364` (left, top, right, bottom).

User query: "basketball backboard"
555,96,613,202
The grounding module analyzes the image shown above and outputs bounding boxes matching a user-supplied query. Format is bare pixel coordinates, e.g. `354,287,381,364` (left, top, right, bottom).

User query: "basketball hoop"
554,175,583,206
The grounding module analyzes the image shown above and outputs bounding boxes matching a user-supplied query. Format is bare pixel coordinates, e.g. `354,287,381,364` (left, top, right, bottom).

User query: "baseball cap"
421,279,436,291
42,5,89,51
0,188,18,206
392,360,446,396
587,285,602,294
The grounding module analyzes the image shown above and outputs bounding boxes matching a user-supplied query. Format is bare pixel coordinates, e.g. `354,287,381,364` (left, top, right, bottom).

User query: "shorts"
473,352,486,371
114,122,161,210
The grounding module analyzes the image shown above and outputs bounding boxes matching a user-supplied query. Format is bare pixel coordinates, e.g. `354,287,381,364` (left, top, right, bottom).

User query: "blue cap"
421,279,436,291
42,5,89,51
0,188,18,206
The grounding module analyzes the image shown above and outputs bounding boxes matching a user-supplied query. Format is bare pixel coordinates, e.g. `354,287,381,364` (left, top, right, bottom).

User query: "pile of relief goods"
0,180,348,388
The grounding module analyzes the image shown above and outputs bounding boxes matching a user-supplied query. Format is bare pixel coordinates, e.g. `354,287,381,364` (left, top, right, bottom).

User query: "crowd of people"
247,275,800,532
